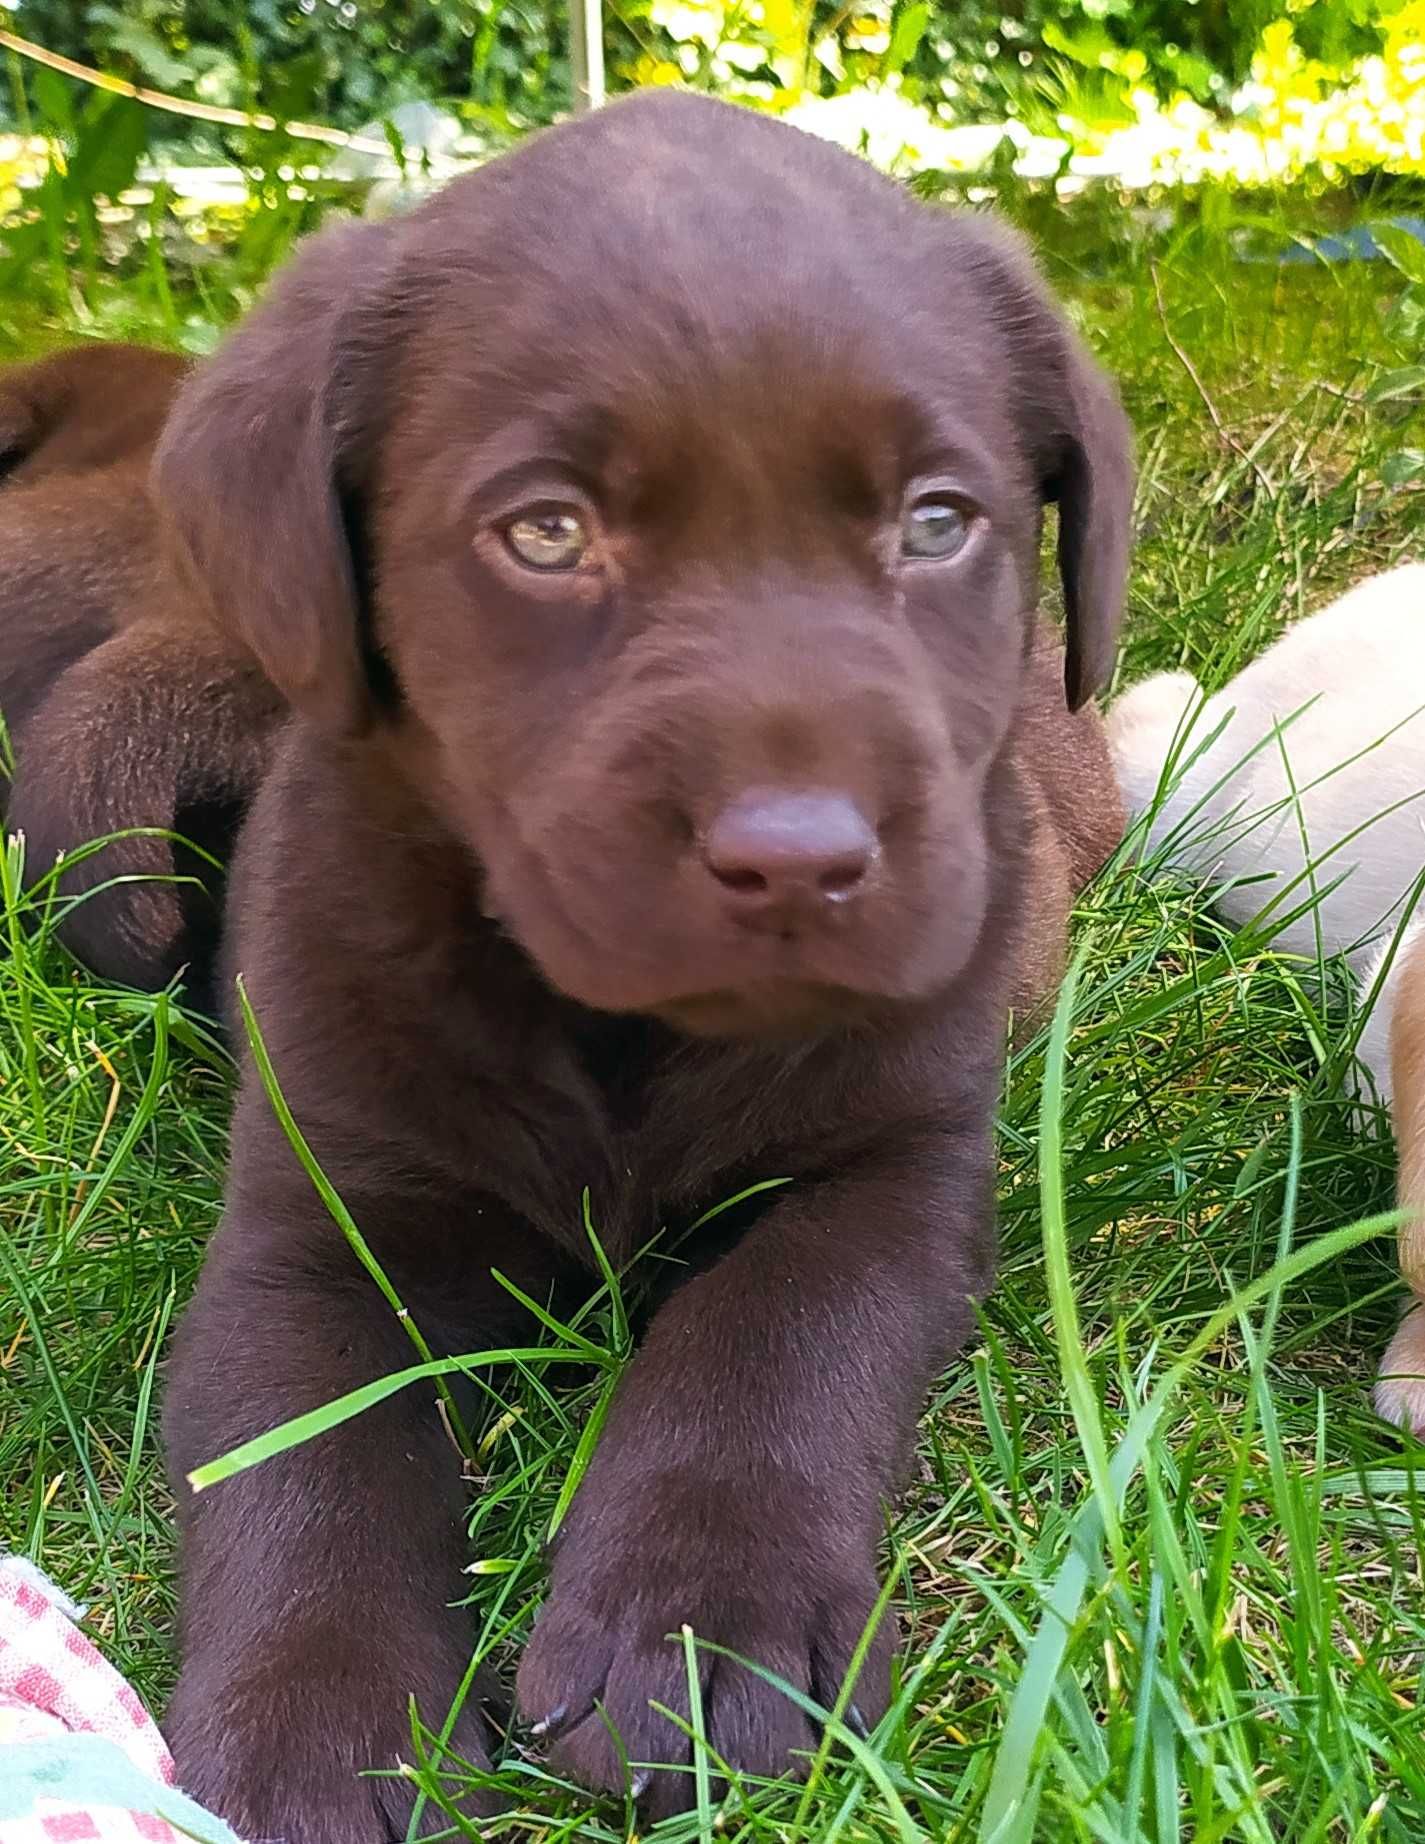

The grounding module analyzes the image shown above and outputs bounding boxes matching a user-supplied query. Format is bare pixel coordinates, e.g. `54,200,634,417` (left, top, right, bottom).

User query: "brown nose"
703,790,878,912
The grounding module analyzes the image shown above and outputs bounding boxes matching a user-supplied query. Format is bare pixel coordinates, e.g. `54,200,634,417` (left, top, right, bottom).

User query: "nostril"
712,864,770,896
818,857,867,898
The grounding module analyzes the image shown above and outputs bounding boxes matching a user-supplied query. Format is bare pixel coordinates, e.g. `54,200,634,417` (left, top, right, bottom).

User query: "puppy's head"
155,92,1133,1038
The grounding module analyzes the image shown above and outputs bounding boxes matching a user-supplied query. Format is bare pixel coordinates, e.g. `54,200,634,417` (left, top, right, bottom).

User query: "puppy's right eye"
504,508,589,572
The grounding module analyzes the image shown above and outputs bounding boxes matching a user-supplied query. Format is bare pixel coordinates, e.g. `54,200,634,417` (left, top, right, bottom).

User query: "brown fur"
0,343,284,1008
0,342,186,484
8,92,1131,1838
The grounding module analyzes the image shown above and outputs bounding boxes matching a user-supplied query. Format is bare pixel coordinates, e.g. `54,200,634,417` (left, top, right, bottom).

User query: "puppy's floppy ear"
965,221,1135,710
152,219,397,735
1042,326,1134,711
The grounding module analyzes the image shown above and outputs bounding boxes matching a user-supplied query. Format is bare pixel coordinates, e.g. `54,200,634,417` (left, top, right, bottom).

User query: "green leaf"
1381,448,1425,487
68,94,149,202
1372,224,1425,286
1042,18,1119,71
31,68,75,134
1365,365,1425,404
381,115,409,173
87,9,198,90
1036,948,1123,1565
885,1,929,76
682,1624,716,1839
262,50,329,125
544,1363,620,1542
187,1345,593,1489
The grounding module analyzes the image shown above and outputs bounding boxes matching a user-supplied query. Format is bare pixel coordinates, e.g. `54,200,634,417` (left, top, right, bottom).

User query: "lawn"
3,170,1425,1842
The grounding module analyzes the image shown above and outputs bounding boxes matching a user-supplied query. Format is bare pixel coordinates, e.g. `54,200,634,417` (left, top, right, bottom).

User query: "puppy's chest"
560,1019,713,1250
536,1018,807,1264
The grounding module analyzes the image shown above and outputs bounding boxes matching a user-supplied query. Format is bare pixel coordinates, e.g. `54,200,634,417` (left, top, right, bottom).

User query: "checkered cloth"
0,1556,242,1844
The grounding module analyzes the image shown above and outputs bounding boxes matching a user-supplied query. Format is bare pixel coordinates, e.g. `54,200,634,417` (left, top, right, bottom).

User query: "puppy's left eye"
504,508,589,572
901,496,973,562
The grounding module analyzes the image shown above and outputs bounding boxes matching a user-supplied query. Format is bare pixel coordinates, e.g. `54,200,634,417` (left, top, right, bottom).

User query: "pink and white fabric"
0,1556,242,1844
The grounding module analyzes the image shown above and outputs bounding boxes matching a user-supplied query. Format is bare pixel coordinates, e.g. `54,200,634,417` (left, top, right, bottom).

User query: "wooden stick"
0,26,393,157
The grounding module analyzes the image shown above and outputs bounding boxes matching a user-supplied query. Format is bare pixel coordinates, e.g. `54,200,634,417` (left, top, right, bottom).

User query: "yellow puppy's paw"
1374,1303,1425,1437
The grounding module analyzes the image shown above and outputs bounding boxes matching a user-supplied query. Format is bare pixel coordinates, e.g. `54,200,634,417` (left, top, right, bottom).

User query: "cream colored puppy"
1110,562,1425,970
1109,561,1425,1431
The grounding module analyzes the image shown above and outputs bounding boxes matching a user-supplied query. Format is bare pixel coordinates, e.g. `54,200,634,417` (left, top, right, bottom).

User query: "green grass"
3,173,1425,1841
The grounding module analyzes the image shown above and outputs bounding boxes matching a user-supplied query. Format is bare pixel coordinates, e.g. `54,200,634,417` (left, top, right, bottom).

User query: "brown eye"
504,508,589,571
902,496,972,562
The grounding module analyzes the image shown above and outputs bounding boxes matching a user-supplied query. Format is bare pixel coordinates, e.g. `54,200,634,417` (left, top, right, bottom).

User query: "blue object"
1273,216,1425,265
0,1735,244,1842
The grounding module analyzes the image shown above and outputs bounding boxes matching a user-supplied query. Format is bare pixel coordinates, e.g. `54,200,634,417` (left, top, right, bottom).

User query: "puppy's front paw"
516,1478,895,1818
1376,1302,1425,1438
165,1657,500,1844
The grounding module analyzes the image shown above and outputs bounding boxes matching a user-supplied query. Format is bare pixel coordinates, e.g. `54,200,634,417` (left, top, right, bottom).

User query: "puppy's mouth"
474,794,983,1037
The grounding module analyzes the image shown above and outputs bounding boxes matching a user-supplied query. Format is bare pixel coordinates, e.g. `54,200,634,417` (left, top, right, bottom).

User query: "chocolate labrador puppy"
0,343,283,1009
149,90,1130,1836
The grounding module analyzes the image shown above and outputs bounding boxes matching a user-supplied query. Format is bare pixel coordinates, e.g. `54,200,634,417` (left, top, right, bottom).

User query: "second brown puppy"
153,92,1132,1839
0,342,283,1008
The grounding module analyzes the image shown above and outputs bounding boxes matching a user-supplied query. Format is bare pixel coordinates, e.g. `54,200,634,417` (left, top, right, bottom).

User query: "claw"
529,1696,601,1744
630,1770,653,1802
846,1702,870,1741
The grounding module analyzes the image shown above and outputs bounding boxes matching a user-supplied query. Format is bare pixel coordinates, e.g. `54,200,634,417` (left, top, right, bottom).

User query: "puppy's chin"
487,885,971,1036
508,918,965,1041
649,982,893,1042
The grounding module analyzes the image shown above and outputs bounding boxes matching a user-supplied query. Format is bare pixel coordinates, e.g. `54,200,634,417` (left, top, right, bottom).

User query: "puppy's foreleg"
5,621,282,1010
1373,923,1425,1434
163,1181,530,1842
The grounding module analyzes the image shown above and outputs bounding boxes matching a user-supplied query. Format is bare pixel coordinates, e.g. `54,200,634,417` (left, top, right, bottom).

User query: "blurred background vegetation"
1,0,1422,365
4,0,1424,147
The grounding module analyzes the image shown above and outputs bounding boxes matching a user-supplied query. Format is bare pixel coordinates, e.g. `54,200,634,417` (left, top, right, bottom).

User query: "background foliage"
0,0,1421,143
1,0,1423,365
